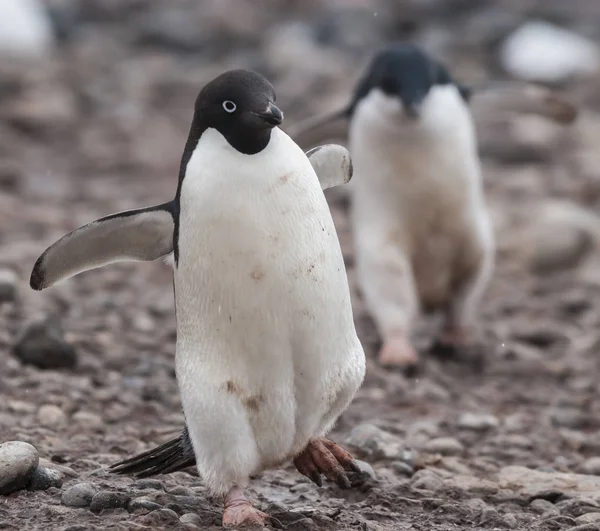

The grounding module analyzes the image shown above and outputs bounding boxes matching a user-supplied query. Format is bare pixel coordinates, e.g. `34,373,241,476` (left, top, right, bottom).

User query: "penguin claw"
293,438,357,489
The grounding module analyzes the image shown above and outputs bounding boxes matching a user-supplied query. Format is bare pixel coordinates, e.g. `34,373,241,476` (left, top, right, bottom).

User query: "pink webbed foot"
222,486,270,528
293,438,360,489
378,331,420,374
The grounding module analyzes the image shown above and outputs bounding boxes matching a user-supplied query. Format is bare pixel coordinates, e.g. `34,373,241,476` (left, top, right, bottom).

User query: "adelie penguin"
289,43,497,372
30,69,366,527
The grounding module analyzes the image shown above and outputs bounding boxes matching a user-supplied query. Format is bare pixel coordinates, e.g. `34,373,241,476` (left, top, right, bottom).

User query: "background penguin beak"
254,103,284,127
404,101,422,118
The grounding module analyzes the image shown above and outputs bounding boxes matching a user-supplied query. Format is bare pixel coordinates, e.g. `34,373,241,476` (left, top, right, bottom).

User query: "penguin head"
348,43,471,121
192,69,284,154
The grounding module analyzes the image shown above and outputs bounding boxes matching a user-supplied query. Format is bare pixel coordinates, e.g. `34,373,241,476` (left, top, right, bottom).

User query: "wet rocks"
89,490,130,514
12,316,77,370
61,483,97,507
0,441,39,495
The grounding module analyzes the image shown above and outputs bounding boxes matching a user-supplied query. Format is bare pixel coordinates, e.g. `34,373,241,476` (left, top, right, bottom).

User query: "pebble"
61,483,97,507
138,507,180,525
89,490,130,514
12,317,77,370
424,437,465,456
346,423,405,459
354,459,377,480
135,478,164,491
180,513,203,525
530,498,559,515
0,441,39,495
580,458,600,476
458,413,499,432
500,20,600,83
168,485,196,497
128,496,162,513
576,513,600,524
0,268,18,303
72,411,103,430
410,469,443,491
28,466,63,490
37,404,67,428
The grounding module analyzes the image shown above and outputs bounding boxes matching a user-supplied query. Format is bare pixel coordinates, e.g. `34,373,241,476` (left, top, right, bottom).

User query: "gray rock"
0,269,18,303
28,466,63,490
135,478,164,491
0,441,39,495
580,458,600,476
12,316,77,370
61,483,96,507
577,513,600,524
89,490,130,514
138,507,180,525
458,413,500,432
410,469,443,491
37,404,67,428
568,524,600,531
168,485,195,497
128,496,162,513
180,513,203,525
424,437,465,456
346,423,405,459
72,411,103,430
391,460,414,476
354,459,377,480
530,498,559,515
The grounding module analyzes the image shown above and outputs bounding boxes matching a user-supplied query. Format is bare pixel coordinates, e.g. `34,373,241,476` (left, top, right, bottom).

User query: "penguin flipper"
306,144,353,190
30,202,175,291
109,427,196,478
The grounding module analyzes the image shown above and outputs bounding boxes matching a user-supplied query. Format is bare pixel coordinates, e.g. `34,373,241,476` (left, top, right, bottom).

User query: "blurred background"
2,1,600,530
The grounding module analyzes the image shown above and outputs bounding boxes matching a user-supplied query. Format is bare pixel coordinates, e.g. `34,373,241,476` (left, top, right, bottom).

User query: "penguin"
30,69,366,527
288,43,498,371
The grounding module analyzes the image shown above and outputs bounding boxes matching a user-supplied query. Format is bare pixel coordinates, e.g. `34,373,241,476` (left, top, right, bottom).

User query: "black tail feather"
109,427,196,478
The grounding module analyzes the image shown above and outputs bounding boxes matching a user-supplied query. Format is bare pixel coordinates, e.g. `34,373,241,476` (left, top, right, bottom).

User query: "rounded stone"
61,483,97,507
458,413,499,432
128,496,163,513
90,490,130,514
180,513,203,525
28,467,63,490
580,457,600,476
424,437,465,456
0,441,39,495
37,404,67,428
0,269,18,303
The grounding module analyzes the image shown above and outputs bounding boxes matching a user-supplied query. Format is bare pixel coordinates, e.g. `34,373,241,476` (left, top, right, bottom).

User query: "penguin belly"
174,128,364,495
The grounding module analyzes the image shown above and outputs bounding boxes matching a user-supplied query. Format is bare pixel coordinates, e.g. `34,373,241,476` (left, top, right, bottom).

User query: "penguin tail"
109,428,196,478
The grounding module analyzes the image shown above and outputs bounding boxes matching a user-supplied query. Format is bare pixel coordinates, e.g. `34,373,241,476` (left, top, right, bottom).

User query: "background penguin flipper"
109,427,196,477
286,108,350,150
30,202,175,291
306,144,353,190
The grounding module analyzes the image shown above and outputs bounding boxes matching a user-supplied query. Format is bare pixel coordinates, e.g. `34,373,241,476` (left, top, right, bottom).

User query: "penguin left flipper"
30,202,175,291
305,144,353,190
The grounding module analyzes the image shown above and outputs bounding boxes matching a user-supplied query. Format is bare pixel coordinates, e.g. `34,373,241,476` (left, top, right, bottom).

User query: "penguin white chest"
173,127,363,488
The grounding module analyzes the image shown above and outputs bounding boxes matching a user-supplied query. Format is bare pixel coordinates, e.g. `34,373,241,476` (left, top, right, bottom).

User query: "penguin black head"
347,43,472,119
191,69,284,155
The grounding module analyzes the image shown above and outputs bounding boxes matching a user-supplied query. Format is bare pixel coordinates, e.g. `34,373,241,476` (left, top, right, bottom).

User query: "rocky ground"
3,1,600,530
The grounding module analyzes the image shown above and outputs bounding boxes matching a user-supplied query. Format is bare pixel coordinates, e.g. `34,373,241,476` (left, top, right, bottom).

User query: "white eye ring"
222,100,236,113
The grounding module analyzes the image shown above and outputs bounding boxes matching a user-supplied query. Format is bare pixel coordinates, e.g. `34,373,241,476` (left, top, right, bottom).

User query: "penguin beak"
404,101,422,119
253,103,284,127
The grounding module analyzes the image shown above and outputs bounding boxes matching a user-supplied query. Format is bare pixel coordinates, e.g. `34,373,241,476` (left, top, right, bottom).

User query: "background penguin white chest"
173,127,364,487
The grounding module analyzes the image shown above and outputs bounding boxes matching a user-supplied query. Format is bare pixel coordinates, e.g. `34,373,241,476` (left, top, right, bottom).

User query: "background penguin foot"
293,438,360,489
428,335,486,372
222,486,270,528
377,333,421,376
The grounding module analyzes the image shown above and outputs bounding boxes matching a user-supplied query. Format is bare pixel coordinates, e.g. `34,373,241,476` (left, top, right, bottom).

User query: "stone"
89,490,130,514
577,513,600,524
580,458,600,476
410,469,443,491
37,404,67,428
180,513,203,525
500,20,600,83
138,507,180,525
128,496,162,513
72,411,103,430
424,437,464,456
354,459,377,480
134,479,164,491
530,498,559,515
458,413,500,432
61,483,97,507
346,424,405,459
0,269,18,303
168,485,195,497
27,466,63,490
12,316,77,370
0,441,39,495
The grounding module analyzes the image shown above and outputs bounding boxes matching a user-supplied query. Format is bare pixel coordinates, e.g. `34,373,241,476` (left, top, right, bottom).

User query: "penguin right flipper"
109,427,196,478
306,144,353,190
30,202,175,291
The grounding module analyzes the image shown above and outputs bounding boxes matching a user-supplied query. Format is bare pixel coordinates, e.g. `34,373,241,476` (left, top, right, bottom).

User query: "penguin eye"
222,100,237,113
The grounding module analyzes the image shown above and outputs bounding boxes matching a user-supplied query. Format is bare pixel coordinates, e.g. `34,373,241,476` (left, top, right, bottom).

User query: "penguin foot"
429,328,485,371
294,438,360,489
223,486,269,528
378,333,420,375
